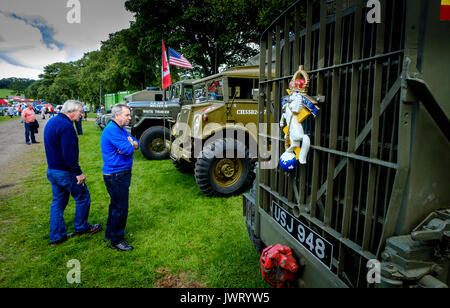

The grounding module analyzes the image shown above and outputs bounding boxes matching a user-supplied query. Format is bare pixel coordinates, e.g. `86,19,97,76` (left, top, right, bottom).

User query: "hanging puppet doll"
279,66,320,171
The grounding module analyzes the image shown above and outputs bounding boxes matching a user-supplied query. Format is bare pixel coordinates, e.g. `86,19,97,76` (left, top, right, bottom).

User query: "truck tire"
172,158,195,174
194,138,255,197
139,126,170,160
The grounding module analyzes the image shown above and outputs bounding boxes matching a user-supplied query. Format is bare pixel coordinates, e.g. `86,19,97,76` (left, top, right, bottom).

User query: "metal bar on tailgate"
305,0,313,71
284,14,295,204
294,6,301,70
259,34,268,213
265,30,273,192
309,0,326,219
362,0,386,252
273,23,282,196
341,0,362,240
324,0,342,227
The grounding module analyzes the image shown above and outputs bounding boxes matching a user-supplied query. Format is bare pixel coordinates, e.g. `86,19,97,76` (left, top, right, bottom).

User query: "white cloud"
0,0,134,79
0,61,43,80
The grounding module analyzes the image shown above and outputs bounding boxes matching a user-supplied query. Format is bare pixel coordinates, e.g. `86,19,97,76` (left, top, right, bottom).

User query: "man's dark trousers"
75,118,83,135
103,170,132,245
25,122,36,143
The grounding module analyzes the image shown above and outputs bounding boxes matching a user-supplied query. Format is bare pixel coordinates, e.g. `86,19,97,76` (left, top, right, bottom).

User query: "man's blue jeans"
24,122,36,143
47,169,91,243
103,170,132,245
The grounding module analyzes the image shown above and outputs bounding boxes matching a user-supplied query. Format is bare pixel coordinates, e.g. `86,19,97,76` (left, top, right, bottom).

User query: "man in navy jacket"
44,100,102,246
101,103,139,251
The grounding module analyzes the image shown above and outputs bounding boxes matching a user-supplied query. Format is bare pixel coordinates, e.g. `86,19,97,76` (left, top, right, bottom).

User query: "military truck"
171,66,262,197
95,109,111,130
243,0,450,288
127,82,194,160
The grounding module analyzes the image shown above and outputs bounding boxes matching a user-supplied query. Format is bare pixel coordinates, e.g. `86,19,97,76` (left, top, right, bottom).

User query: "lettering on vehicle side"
236,109,258,115
143,109,170,114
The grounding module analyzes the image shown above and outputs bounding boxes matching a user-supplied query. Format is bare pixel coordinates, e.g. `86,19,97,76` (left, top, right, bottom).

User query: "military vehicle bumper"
170,142,192,162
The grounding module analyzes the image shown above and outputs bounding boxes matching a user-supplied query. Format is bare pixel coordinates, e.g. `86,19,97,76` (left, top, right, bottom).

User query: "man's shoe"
50,235,68,246
68,224,102,237
32,141,40,144
26,142,31,145
110,241,134,251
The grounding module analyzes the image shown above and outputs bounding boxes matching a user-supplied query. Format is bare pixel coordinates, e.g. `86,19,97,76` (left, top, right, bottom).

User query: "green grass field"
0,121,266,288
0,89,16,98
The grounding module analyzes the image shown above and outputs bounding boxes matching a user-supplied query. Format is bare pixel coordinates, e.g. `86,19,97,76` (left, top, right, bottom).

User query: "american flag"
169,48,193,69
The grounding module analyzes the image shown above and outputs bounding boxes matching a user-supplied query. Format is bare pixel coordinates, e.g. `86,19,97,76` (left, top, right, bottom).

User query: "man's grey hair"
111,103,130,118
61,100,82,113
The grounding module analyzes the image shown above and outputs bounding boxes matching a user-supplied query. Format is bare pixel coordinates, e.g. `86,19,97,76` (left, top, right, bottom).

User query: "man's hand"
76,174,86,185
128,136,138,150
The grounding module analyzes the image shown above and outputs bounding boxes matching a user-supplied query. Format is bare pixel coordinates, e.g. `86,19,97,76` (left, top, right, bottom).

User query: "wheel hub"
213,158,242,187
151,138,166,154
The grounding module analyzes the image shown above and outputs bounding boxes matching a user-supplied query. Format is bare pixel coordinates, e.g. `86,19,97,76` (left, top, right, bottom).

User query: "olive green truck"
244,0,450,288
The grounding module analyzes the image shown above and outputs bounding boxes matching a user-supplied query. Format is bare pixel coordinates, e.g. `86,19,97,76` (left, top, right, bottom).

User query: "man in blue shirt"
101,103,139,251
44,100,102,246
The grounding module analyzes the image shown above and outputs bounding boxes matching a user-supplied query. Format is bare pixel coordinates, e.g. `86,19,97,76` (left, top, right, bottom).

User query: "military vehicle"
243,0,450,288
171,66,262,197
95,109,112,130
126,82,194,160
96,91,134,129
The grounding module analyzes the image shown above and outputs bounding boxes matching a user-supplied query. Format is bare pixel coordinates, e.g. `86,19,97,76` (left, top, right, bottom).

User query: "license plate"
271,201,333,270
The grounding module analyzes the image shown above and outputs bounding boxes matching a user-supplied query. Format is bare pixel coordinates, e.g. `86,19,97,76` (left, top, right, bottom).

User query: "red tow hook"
260,244,299,288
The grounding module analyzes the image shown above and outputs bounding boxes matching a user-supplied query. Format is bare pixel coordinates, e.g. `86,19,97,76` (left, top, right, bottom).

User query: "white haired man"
44,100,102,246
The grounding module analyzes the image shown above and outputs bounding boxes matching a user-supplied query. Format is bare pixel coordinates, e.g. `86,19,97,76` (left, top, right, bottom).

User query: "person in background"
83,104,88,120
8,106,14,118
21,103,38,145
101,103,139,251
75,115,83,135
44,100,102,246
41,106,47,120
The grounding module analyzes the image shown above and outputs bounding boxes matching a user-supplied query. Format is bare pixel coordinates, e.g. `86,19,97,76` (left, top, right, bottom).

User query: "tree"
124,0,297,78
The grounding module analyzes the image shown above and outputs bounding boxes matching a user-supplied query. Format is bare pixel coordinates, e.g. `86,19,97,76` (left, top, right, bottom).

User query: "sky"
0,0,135,80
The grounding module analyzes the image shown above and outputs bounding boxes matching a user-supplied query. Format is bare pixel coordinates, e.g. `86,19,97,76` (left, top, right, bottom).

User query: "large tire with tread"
194,138,255,197
139,126,170,160
172,158,195,174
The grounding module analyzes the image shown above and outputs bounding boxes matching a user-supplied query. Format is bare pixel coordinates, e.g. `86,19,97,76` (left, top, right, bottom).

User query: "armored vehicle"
127,82,193,160
171,66,261,197
243,0,450,288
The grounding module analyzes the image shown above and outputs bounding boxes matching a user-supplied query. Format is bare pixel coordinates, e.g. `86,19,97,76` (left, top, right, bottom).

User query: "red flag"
162,40,172,89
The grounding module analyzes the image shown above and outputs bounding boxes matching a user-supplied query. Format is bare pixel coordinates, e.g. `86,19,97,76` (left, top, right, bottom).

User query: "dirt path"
0,117,49,198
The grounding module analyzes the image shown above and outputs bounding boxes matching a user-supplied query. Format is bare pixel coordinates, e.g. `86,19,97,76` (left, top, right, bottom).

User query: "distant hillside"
0,89,16,98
